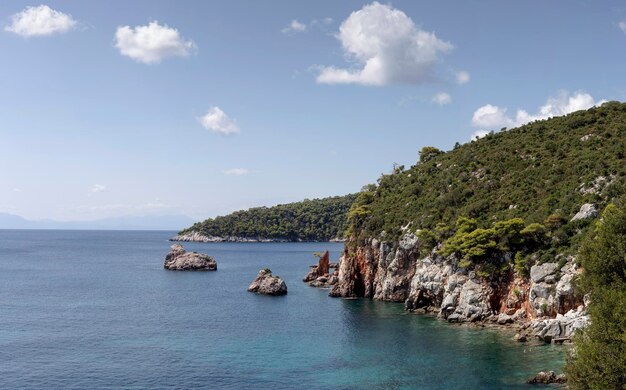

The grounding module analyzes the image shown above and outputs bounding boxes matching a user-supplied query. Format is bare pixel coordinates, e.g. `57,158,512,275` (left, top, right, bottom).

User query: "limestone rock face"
452,279,492,322
163,244,217,271
528,258,583,316
248,269,288,295
571,203,599,221
405,256,451,311
373,233,420,302
531,307,589,342
530,262,558,283
329,233,587,340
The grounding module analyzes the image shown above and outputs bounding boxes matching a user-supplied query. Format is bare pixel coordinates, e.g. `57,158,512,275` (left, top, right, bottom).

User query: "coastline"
170,231,346,243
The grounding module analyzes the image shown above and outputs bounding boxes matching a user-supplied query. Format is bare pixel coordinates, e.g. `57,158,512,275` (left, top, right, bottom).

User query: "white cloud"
471,91,607,135
619,21,626,34
316,2,453,86
471,104,515,129
114,21,196,64
282,19,306,34
471,130,490,140
456,70,470,85
4,5,77,37
199,107,240,135
89,184,106,193
432,92,451,105
223,168,249,176
311,17,333,26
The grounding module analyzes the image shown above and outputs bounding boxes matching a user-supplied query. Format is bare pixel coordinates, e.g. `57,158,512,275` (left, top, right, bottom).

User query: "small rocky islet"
247,269,288,295
162,244,288,295
163,243,217,271
302,250,340,287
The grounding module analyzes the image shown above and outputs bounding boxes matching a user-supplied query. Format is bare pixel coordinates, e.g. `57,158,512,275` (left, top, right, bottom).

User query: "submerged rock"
163,244,217,271
248,269,288,295
526,371,566,384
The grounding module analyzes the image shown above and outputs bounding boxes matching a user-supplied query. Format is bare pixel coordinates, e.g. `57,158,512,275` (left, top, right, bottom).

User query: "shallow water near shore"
0,230,566,389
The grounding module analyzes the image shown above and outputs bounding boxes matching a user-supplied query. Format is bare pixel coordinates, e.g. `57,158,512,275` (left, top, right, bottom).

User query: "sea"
0,230,567,389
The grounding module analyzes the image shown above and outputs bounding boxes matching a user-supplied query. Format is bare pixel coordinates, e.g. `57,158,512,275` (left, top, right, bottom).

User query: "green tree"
419,146,443,163
565,203,626,389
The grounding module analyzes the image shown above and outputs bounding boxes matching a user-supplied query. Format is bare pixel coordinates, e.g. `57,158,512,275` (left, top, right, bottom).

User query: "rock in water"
163,244,217,271
526,371,566,384
248,269,288,295
303,250,330,282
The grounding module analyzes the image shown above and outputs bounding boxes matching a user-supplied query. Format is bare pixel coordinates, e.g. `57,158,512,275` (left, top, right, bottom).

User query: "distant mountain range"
0,213,197,231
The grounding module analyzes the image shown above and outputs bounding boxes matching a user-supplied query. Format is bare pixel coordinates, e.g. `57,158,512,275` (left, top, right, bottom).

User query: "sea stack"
163,243,217,271
247,269,288,295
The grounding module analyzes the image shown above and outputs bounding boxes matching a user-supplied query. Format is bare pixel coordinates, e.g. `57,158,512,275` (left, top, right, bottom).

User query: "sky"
1,1,626,222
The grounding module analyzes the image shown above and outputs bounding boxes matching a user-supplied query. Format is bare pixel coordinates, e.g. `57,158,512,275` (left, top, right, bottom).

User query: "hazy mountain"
0,213,197,231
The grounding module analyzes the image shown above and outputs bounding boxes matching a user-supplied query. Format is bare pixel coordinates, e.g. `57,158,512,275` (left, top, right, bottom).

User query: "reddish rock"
318,251,330,275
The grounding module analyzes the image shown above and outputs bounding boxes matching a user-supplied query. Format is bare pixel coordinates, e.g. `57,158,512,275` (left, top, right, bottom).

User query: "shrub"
566,203,626,389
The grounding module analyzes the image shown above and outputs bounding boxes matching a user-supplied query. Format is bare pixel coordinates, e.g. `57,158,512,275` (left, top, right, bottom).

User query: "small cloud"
456,70,470,85
114,21,196,64
471,130,490,140
316,2,453,86
619,21,626,34
13,188,21,193
282,19,307,34
199,107,240,135
311,17,333,26
5,5,77,37
89,184,106,193
223,168,249,176
432,92,452,105
470,91,606,137
471,104,514,129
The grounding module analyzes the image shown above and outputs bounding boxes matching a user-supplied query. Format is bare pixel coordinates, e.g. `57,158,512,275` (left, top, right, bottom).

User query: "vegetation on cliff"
180,194,357,241
565,203,626,389
351,102,626,238
348,102,626,271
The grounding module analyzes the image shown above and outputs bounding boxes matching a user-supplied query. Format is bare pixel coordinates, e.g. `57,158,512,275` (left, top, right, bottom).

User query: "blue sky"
1,1,625,222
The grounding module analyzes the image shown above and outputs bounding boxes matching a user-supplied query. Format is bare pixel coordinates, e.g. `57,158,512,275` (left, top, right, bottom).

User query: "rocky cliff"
330,232,588,342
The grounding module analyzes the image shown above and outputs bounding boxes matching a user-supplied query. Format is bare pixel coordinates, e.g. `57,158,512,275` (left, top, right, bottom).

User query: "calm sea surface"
0,230,566,389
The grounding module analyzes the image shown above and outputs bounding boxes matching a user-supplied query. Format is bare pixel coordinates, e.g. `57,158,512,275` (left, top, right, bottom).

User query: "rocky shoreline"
170,231,344,243
325,232,589,344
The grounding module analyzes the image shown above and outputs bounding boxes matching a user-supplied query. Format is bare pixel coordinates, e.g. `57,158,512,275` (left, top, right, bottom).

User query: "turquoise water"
0,230,566,389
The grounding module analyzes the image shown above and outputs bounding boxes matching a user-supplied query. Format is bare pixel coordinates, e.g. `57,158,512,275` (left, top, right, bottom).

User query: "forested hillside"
345,101,626,277
180,194,357,241
350,102,626,238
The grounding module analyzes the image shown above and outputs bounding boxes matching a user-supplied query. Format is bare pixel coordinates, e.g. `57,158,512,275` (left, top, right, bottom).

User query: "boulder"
526,371,566,384
248,269,288,295
571,203,599,221
303,266,319,282
497,313,514,325
530,262,557,283
163,244,217,271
